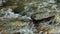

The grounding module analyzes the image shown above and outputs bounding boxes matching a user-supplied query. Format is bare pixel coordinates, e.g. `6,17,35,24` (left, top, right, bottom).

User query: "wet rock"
13,28,34,34
0,8,32,22
17,15,32,22
0,8,19,19
13,32,20,34
31,13,55,26
31,13,55,20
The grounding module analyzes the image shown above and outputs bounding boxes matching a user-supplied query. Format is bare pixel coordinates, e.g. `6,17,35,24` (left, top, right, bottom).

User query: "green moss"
13,5,24,13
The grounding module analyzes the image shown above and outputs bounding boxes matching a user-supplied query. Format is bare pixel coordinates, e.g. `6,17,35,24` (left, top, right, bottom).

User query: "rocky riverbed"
0,0,60,34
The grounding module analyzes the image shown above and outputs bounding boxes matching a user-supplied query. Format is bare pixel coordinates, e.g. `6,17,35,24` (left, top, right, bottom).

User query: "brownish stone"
1,31,7,34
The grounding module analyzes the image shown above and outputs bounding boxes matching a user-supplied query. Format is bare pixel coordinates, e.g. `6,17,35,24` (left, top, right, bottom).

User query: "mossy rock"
13,5,24,13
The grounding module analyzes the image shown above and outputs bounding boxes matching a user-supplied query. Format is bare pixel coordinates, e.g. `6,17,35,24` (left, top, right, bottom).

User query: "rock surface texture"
0,0,60,34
